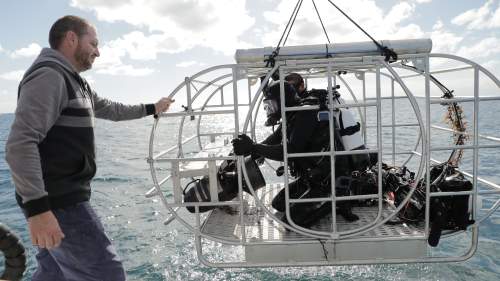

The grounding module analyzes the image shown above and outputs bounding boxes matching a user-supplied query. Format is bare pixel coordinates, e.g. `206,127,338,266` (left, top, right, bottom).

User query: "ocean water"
1,98,500,280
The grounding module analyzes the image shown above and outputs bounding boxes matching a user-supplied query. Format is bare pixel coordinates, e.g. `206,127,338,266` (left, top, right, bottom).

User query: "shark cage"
146,39,500,267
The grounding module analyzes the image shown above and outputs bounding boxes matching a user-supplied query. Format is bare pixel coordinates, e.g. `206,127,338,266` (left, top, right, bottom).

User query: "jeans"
31,201,126,281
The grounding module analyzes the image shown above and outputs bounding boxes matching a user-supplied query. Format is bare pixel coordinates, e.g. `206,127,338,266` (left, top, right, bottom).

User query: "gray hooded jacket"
5,48,155,217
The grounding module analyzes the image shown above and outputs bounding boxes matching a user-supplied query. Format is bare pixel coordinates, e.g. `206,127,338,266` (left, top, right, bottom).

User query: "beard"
75,44,93,71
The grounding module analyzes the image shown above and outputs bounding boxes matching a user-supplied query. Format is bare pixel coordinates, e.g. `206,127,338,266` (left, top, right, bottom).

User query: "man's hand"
232,134,255,156
27,211,65,249
155,97,175,114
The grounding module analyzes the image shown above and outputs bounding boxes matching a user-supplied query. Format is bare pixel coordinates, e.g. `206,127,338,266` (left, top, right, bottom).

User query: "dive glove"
232,134,255,156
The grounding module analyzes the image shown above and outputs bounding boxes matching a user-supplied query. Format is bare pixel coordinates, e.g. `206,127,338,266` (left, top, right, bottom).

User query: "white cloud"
429,20,463,54
10,43,42,59
452,0,500,30
391,23,425,39
71,0,255,56
427,19,498,72
176,61,206,67
104,31,182,61
91,32,163,76
386,2,416,26
0,70,25,81
261,0,423,46
493,4,500,27
457,37,500,59
482,59,500,77
95,64,154,76
0,44,4,54
68,0,498,79
432,20,444,30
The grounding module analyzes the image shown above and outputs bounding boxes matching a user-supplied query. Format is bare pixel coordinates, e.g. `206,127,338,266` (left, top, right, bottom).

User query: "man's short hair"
49,15,90,49
285,73,304,88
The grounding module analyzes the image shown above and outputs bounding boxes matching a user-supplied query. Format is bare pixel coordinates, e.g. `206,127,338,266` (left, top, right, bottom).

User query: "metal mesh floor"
201,184,424,242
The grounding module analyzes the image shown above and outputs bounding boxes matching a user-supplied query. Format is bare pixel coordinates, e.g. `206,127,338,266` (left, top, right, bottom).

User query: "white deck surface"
201,184,425,242
199,184,428,263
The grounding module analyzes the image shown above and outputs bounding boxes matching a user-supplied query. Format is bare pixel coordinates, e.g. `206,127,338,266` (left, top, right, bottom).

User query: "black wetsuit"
255,110,353,182
254,109,362,226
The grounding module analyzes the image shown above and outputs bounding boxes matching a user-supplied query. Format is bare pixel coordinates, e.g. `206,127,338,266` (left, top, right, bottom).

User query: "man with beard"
5,15,173,280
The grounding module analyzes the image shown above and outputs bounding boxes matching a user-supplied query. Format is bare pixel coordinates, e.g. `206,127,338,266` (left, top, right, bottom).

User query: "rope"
325,0,397,62
266,0,399,67
283,0,304,47
275,0,302,51
265,0,304,67
312,0,331,44
402,62,467,164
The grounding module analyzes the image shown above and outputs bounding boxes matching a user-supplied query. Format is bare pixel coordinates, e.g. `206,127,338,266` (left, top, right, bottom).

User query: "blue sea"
1,99,500,280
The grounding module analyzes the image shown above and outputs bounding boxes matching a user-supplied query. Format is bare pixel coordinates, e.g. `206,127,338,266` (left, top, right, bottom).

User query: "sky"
0,0,499,113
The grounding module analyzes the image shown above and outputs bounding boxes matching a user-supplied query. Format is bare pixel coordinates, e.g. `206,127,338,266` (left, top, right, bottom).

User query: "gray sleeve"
5,68,68,204
92,91,149,121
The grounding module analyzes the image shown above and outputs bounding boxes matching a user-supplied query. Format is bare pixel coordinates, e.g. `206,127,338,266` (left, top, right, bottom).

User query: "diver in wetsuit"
285,72,307,98
232,80,365,227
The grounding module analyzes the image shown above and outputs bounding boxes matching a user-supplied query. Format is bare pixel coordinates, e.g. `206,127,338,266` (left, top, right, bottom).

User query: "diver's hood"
263,81,300,127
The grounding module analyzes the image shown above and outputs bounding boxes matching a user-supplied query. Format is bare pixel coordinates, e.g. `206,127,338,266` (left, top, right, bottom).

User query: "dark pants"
31,202,126,281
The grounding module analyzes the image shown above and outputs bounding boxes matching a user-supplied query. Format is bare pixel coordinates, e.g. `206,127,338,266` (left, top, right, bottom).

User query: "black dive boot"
337,201,359,222
272,180,333,228
279,201,332,228
334,176,359,222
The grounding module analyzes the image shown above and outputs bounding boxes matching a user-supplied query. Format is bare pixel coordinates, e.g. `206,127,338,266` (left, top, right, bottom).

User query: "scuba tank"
334,108,364,151
303,88,371,172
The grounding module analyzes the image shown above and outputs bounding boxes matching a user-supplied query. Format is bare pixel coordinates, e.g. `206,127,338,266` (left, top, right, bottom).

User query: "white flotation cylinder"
235,39,432,63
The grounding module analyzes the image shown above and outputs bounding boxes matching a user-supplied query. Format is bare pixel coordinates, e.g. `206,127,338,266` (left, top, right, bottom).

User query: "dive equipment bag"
389,163,474,246
184,156,266,213
425,163,474,246
350,162,474,246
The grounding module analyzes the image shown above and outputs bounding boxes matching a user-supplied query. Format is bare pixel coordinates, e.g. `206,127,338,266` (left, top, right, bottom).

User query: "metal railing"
146,51,500,267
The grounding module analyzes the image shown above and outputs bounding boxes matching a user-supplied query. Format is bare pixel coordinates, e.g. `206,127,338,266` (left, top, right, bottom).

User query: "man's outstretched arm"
92,91,174,121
